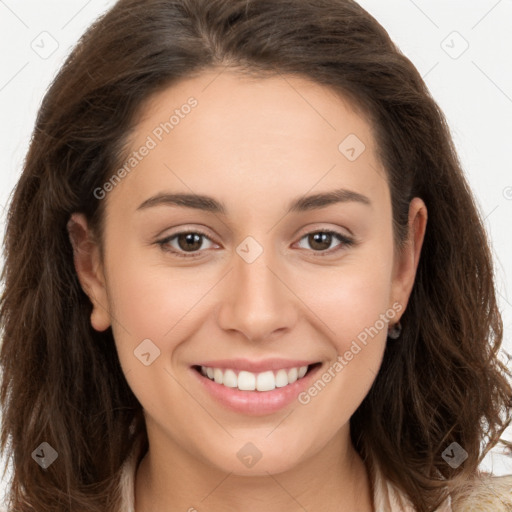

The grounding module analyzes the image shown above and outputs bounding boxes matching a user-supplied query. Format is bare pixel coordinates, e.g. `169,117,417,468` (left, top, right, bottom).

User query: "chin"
198,439,308,477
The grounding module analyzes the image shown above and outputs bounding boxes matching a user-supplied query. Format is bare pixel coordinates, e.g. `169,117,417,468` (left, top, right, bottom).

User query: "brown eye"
308,232,334,251
157,231,216,258
297,230,355,255
176,233,203,252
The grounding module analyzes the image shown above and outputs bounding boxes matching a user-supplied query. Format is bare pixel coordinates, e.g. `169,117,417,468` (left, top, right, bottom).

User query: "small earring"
387,321,402,339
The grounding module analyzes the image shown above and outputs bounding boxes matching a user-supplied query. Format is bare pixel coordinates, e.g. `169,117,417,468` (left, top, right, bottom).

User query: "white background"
0,0,511,500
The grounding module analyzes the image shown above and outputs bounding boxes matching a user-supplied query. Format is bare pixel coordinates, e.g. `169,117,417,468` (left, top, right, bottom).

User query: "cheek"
294,252,393,405
299,251,394,346
104,261,209,414
111,267,205,329
101,237,208,368
295,278,391,440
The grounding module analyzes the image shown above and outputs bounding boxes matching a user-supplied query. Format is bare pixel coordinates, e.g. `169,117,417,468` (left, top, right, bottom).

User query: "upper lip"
194,358,318,373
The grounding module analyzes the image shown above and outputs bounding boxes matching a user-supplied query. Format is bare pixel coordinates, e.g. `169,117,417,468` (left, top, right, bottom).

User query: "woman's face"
71,69,426,476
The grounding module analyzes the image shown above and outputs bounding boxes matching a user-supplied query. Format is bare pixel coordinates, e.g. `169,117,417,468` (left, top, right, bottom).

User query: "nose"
216,244,299,343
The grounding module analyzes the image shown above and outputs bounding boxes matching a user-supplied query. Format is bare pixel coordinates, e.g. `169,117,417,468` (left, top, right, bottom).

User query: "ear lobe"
67,213,111,332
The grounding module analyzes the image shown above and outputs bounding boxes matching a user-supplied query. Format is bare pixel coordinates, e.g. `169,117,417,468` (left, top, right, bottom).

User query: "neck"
134,424,373,512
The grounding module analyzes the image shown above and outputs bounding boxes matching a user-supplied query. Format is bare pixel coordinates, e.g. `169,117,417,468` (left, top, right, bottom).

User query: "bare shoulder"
450,473,512,512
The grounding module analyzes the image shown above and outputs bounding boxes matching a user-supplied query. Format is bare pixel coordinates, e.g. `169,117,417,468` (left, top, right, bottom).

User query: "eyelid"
294,223,353,240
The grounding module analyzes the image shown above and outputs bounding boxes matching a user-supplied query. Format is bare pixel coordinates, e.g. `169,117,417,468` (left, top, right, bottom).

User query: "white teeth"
199,365,311,391
238,370,256,390
275,369,289,388
256,371,275,391
288,367,298,384
213,368,223,384
222,369,238,388
298,366,308,378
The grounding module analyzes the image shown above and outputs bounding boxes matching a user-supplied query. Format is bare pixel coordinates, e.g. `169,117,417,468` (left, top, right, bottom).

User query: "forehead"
140,69,375,151
106,69,386,214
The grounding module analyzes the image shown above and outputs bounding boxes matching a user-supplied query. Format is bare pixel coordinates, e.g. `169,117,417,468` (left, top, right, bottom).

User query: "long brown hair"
1,1,511,511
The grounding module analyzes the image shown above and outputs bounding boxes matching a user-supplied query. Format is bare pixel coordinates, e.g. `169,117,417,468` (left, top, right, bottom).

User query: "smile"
191,360,323,415
199,365,310,391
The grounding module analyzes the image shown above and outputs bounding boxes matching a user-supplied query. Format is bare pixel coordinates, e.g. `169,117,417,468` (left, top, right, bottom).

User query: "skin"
69,68,427,512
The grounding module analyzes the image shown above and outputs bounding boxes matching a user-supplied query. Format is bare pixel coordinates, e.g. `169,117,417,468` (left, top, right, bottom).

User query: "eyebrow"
136,188,372,214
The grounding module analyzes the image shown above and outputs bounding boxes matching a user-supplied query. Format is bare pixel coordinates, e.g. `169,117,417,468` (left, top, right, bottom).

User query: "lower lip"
191,364,322,416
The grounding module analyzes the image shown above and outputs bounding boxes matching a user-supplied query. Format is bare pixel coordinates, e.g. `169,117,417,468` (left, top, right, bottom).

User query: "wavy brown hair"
1,0,511,511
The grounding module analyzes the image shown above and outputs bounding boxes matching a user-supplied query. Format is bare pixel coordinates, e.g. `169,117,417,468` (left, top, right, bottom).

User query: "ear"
389,197,428,316
67,213,111,332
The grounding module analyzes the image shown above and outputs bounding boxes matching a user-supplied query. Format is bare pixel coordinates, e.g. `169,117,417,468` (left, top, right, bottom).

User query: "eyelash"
156,229,356,259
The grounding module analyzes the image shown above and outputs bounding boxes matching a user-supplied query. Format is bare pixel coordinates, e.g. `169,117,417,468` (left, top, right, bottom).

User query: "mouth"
192,362,322,392
190,357,324,415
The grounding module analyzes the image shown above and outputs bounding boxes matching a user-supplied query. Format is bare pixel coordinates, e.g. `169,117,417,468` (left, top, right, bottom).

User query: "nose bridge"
216,237,297,341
